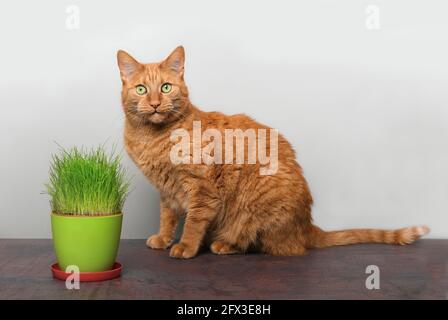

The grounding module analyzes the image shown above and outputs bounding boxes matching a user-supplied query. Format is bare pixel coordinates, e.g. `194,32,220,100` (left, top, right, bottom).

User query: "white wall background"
0,0,447,238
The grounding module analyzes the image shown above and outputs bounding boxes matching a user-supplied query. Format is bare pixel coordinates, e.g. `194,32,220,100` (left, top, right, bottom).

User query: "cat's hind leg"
259,222,308,256
210,240,240,255
261,239,307,256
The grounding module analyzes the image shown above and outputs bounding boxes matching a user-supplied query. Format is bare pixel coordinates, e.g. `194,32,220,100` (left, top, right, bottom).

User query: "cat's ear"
117,50,142,82
161,46,185,76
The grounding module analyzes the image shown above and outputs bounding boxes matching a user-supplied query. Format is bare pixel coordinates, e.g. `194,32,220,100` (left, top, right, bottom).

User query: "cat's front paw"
146,234,172,250
169,242,197,259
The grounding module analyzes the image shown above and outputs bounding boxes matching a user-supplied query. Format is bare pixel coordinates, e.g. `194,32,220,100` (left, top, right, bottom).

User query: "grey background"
1,0,447,238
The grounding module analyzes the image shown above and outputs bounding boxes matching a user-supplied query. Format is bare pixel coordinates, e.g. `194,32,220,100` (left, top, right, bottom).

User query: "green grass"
46,145,131,215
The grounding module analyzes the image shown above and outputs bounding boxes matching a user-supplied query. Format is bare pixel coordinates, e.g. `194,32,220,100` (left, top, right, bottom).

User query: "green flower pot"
51,213,123,272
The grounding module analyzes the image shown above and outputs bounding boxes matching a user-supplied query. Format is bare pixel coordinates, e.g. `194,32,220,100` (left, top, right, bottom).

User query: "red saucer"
51,262,122,282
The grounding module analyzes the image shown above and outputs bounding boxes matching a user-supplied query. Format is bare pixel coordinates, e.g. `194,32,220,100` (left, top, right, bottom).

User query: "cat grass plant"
47,146,129,216
47,145,130,273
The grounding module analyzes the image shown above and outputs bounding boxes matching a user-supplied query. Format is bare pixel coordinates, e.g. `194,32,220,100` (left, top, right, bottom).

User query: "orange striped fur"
117,46,429,259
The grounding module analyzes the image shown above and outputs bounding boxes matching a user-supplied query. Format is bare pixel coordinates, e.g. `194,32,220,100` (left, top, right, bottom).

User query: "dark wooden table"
0,239,446,299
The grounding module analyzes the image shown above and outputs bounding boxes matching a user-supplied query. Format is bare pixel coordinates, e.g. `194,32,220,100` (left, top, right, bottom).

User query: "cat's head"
117,46,190,126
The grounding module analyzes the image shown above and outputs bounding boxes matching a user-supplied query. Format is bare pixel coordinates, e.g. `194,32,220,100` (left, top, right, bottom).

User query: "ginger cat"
117,46,429,259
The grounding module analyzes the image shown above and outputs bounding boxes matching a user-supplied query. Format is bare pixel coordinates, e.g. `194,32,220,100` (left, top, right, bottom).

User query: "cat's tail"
308,224,430,248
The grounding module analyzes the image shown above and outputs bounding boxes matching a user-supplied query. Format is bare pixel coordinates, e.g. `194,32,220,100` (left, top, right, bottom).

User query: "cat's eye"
135,85,147,95
161,83,172,93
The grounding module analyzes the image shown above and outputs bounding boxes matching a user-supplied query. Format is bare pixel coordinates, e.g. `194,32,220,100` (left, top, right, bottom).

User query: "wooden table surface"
0,239,446,299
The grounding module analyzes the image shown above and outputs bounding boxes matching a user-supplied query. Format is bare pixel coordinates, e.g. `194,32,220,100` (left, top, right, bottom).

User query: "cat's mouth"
139,108,170,116
143,110,168,124
129,106,172,124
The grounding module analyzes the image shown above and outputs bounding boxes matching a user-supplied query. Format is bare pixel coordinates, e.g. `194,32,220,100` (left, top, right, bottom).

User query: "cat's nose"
150,101,161,109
